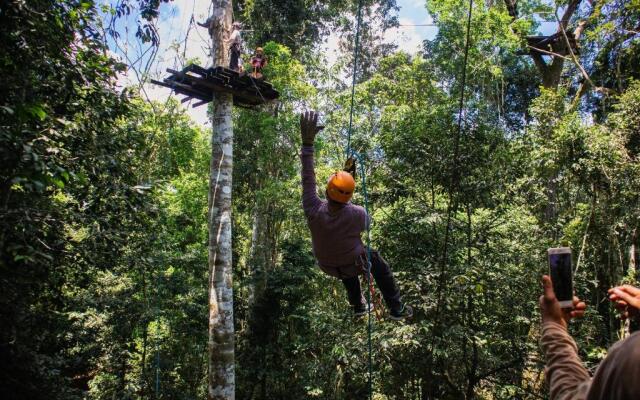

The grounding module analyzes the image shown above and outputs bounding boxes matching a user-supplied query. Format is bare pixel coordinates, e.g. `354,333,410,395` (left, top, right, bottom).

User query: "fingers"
560,297,587,320
622,285,640,296
608,287,639,321
609,291,628,306
569,309,586,319
301,111,320,127
542,275,556,302
608,285,640,297
572,299,586,318
572,297,586,310
614,300,628,310
611,288,640,309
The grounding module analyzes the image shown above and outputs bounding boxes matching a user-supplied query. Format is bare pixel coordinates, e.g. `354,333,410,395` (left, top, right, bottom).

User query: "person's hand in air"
300,111,323,146
608,284,640,322
540,275,587,330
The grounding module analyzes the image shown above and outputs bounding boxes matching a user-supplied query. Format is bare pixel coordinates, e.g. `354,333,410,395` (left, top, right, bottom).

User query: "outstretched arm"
300,111,324,218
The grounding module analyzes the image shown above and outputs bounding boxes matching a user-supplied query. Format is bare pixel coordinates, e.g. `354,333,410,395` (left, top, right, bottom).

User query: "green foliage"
236,0,398,54
2,0,639,398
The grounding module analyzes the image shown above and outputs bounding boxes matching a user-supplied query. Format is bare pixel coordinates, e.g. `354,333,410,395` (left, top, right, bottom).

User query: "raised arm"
300,111,324,218
539,275,591,400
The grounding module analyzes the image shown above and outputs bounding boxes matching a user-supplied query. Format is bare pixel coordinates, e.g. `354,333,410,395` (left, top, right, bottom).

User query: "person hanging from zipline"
299,111,413,320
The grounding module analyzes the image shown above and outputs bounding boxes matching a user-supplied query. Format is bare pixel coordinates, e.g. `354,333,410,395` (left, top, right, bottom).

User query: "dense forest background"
1,0,639,399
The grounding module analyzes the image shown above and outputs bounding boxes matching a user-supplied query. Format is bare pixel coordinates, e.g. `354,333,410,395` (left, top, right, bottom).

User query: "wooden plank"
175,73,264,105
168,68,207,82
150,78,173,89
192,100,209,108
167,68,197,79
182,64,209,77
173,88,209,102
175,73,234,95
165,80,212,100
157,64,278,107
173,68,226,85
152,79,211,101
237,76,277,98
214,66,240,79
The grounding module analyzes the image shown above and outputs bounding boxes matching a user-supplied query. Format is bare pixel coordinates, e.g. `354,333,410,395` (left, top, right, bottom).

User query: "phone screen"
549,251,573,303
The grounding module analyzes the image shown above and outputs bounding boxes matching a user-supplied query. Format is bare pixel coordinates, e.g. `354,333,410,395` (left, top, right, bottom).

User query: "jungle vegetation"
0,0,638,399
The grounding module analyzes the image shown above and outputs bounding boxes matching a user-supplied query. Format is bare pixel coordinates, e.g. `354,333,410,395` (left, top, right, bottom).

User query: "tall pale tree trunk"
207,1,235,399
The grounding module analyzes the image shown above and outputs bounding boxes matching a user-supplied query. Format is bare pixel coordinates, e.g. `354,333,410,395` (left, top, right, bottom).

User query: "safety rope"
353,151,374,400
346,0,364,157
343,1,372,398
154,270,161,397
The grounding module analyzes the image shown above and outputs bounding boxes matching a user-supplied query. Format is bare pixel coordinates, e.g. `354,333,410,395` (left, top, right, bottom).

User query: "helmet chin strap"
325,190,348,206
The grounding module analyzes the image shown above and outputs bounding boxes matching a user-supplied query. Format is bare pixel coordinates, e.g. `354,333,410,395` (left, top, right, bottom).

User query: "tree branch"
554,6,615,97
529,51,548,73
574,20,588,40
504,0,518,18
528,45,571,60
558,0,582,32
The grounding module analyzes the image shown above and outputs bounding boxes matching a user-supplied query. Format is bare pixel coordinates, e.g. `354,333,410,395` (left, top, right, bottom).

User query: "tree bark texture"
207,1,235,399
247,204,278,306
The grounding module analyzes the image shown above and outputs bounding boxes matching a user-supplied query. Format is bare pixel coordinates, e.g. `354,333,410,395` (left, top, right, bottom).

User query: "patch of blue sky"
101,0,562,126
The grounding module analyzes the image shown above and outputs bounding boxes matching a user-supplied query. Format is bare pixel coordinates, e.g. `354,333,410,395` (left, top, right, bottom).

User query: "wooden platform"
151,64,279,108
521,33,579,57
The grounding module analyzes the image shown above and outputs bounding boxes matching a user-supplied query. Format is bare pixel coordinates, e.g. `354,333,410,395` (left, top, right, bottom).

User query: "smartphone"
547,247,574,308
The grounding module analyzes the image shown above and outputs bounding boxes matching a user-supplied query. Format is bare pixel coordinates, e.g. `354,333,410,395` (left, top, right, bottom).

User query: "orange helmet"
326,171,356,203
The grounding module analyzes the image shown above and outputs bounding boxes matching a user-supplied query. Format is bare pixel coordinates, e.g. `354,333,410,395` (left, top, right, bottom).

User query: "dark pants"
229,45,240,71
341,250,402,312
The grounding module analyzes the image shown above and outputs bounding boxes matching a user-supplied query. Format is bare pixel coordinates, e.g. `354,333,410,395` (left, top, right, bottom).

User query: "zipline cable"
426,0,474,391
154,269,161,397
346,0,364,157
343,1,373,399
349,2,375,399
438,0,474,303
355,151,374,400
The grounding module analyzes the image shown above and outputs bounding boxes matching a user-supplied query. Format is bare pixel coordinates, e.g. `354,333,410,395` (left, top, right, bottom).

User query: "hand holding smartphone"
547,247,574,309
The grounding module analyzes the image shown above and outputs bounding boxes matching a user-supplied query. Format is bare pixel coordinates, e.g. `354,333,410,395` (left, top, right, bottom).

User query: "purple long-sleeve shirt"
301,145,367,268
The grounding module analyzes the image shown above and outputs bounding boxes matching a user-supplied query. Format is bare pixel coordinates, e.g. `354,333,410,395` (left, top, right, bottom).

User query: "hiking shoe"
353,302,372,318
389,304,413,321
